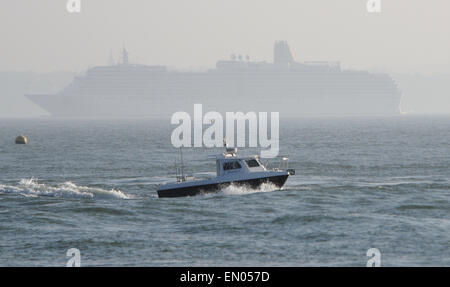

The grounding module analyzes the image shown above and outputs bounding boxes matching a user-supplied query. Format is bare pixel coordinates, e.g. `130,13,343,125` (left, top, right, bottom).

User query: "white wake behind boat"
157,145,295,198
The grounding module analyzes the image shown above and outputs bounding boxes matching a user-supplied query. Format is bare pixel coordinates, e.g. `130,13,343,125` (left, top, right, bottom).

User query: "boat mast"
179,147,185,182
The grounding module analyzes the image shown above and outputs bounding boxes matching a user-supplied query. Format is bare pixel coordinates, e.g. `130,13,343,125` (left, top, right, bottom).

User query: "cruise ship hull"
26,92,400,117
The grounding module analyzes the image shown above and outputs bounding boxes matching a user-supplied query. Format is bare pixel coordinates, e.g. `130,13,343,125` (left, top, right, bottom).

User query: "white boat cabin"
215,148,267,177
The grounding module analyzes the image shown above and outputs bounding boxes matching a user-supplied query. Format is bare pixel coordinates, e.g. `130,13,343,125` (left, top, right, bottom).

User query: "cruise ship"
26,42,401,117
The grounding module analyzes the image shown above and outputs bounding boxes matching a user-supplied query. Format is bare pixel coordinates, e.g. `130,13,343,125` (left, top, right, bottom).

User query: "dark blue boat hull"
157,174,289,198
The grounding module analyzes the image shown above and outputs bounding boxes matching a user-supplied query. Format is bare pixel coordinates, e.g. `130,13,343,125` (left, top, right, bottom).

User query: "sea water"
0,116,449,266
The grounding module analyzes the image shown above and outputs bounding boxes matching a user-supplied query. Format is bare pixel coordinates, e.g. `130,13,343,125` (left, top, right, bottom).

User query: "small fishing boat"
157,144,295,198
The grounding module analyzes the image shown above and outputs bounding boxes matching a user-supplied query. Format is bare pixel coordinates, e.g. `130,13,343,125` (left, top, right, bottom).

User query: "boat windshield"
223,161,241,170
245,159,260,168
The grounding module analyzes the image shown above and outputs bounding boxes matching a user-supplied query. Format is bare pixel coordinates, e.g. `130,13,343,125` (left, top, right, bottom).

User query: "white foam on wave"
0,178,131,199
220,182,281,196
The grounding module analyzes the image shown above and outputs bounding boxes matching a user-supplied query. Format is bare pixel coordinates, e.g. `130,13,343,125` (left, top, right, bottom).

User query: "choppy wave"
0,178,131,199
220,182,281,196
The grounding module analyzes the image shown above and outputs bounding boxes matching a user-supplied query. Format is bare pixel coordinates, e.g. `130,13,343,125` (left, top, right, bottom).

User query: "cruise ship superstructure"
26,42,401,117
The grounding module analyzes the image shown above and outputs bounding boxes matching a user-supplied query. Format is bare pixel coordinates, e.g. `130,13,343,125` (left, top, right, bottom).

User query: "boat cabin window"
223,161,241,170
246,159,260,168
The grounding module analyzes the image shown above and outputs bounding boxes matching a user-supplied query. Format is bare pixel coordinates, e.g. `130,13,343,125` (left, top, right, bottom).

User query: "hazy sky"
1,0,450,74
1,0,450,116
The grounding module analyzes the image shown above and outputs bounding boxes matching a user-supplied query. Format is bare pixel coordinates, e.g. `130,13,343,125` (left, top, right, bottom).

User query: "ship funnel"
273,41,295,64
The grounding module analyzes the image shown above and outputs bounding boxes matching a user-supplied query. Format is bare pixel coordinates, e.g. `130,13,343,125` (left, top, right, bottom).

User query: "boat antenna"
179,147,185,182
174,159,179,179
223,137,237,156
